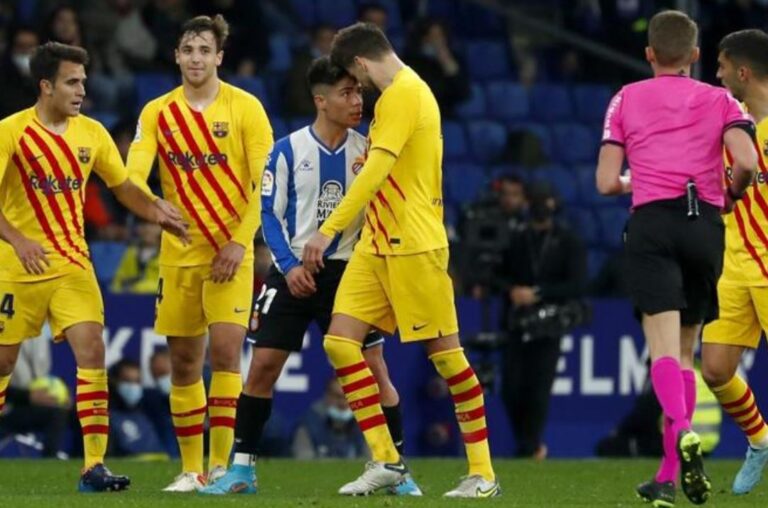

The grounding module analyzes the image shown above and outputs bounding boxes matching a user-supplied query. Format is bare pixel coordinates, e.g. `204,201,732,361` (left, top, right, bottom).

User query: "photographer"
501,183,587,459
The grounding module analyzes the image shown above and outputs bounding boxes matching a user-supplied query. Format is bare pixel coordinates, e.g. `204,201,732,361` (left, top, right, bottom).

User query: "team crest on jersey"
317,180,344,221
212,121,229,138
78,147,91,164
352,154,366,175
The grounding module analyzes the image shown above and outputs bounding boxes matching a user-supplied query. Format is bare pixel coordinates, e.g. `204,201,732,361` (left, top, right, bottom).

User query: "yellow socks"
208,371,241,470
324,335,399,464
170,378,206,473
713,374,768,448
76,368,109,469
430,348,495,481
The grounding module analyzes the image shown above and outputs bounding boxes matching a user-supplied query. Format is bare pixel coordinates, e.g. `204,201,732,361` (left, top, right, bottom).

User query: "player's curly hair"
178,14,229,51
30,41,89,89
331,22,393,70
647,10,698,67
719,29,768,80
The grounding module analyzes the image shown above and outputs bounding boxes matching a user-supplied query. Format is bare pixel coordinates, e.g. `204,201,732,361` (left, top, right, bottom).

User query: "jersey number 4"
0,293,15,318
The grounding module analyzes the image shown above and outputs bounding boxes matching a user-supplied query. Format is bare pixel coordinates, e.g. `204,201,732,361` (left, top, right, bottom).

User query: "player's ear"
690,47,700,64
216,50,223,67
644,46,655,65
40,79,53,97
174,48,180,66
313,93,326,111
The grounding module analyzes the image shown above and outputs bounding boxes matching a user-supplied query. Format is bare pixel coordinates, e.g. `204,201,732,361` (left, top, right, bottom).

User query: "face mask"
117,382,143,407
12,54,31,76
327,406,354,423
156,374,171,395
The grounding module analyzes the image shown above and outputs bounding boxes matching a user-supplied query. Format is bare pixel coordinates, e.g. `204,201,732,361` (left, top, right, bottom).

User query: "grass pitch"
0,458,765,507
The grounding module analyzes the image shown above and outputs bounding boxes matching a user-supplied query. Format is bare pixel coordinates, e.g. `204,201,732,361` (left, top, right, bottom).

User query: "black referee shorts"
247,260,384,352
624,197,725,326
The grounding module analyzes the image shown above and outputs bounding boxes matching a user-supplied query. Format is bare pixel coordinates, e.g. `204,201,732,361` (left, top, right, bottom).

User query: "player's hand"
211,241,246,283
11,234,50,275
510,286,539,306
302,231,333,274
154,199,190,245
723,190,737,214
286,265,317,298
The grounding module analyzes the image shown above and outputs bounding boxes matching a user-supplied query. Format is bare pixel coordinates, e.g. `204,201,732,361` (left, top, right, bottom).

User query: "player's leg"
155,266,208,491
702,284,768,494
51,270,130,492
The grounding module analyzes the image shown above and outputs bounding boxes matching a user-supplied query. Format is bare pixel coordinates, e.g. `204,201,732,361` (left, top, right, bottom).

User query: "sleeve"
232,95,274,247
261,145,299,274
369,83,419,157
0,122,17,185
722,92,755,133
126,101,160,198
601,89,625,146
93,122,129,188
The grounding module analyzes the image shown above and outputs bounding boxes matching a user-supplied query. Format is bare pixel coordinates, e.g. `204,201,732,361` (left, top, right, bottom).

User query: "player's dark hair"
648,10,698,67
30,41,88,91
719,29,768,80
331,22,393,69
306,56,354,94
178,14,229,51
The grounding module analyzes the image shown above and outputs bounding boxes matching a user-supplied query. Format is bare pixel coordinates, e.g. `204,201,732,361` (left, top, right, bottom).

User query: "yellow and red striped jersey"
128,82,272,266
0,107,128,281
723,115,768,286
319,67,448,255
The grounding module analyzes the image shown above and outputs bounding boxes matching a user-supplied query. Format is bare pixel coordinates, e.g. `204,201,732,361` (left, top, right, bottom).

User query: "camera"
509,300,591,341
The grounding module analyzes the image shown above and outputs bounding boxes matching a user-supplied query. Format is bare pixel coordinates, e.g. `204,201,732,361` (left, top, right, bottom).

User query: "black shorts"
624,197,724,325
247,260,384,352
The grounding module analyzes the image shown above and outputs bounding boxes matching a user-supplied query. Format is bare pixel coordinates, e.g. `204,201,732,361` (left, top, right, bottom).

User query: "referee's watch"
727,186,745,202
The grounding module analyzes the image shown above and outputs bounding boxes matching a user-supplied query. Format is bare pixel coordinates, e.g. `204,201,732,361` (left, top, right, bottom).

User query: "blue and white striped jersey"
260,126,367,274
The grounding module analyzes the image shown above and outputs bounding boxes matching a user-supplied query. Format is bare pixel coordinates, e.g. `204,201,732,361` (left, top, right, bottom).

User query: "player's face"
717,52,745,100
320,76,363,128
44,60,86,117
175,30,222,87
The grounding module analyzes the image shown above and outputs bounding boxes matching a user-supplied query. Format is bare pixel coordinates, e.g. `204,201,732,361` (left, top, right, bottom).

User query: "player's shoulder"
0,107,35,133
346,128,367,150
220,81,267,111
269,128,303,160
140,86,183,117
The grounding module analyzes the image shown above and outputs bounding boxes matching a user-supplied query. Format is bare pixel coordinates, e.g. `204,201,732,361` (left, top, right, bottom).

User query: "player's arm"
94,124,189,242
261,149,316,297
211,96,273,283
127,101,161,199
596,89,630,196
721,94,757,211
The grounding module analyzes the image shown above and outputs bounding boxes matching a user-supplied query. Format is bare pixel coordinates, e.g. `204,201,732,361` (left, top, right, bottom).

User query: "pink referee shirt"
602,75,753,208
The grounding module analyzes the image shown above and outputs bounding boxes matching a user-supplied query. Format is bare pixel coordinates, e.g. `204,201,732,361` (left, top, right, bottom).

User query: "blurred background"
0,0,766,464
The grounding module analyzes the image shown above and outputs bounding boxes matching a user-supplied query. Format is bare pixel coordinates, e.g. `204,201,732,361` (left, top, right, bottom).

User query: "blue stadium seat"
425,0,460,30
457,3,506,37
485,81,529,123
530,84,574,121
288,116,314,132
267,35,293,73
229,77,271,111
574,164,603,205
355,120,370,137
444,163,487,206
566,207,601,247
455,84,487,119
533,165,579,204
550,123,598,164
596,206,629,249
316,0,357,27
90,241,127,283
271,117,289,140
91,112,119,132
289,0,316,27
587,248,608,279
507,122,553,161
134,73,176,114
467,120,507,164
442,121,468,161
465,40,512,80
572,84,613,123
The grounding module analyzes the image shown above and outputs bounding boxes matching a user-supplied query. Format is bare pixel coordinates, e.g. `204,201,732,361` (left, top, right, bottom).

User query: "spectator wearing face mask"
291,378,368,459
0,25,39,119
142,349,177,458
107,359,168,459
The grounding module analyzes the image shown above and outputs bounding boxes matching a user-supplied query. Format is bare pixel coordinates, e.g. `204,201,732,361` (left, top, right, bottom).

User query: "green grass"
0,458,766,507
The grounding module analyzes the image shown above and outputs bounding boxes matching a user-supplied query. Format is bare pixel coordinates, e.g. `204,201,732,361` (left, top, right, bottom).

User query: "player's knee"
76,336,105,367
209,343,241,372
0,355,16,376
245,359,282,392
701,362,733,388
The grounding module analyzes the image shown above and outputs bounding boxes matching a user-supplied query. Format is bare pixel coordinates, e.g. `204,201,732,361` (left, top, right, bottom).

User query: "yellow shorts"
0,269,103,345
333,248,459,342
155,262,254,337
702,282,768,348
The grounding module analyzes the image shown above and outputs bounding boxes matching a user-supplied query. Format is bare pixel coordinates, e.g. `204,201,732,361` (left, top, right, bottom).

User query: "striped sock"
712,374,768,448
208,371,241,470
170,378,206,473
430,348,495,481
76,368,109,469
0,373,10,413
324,335,399,464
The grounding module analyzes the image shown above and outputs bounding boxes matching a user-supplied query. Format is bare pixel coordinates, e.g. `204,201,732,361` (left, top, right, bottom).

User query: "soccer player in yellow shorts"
303,22,499,498
702,29,768,495
127,15,272,491
0,42,187,492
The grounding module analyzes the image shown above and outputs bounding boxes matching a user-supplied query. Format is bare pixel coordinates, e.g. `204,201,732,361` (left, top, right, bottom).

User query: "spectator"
110,220,161,294
358,3,389,32
282,25,335,117
142,349,177,458
142,0,190,71
291,379,368,459
403,18,470,115
501,183,587,459
107,359,168,459
0,25,38,119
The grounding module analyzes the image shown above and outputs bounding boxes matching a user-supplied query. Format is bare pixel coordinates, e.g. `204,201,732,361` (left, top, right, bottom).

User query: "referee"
596,10,757,507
